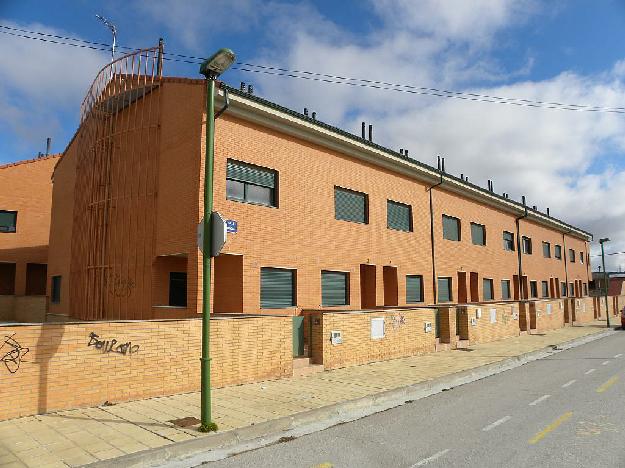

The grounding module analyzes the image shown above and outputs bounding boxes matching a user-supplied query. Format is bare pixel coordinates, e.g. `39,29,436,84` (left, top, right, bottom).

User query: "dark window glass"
522,236,532,254
438,277,452,302
579,251,584,264
530,281,538,298
261,267,296,308
169,272,187,307
483,279,494,300
555,245,562,259
321,271,349,306
226,159,277,207
541,281,549,298
471,223,486,246
583,283,588,296
387,200,412,232
0,210,17,233
569,249,575,263
0,263,16,295
501,280,511,300
503,231,515,251
543,242,551,258
51,276,62,304
406,275,424,303
569,282,574,296
561,282,567,297
335,187,368,224
442,215,460,241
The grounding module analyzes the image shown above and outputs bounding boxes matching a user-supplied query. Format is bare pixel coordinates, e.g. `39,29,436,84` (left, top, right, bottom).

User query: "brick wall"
573,297,595,323
0,315,292,421
464,302,521,345
315,308,437,370
531,299,565,332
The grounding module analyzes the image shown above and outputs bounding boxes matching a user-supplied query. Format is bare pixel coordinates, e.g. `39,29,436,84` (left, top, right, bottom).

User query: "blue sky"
2,0,625,268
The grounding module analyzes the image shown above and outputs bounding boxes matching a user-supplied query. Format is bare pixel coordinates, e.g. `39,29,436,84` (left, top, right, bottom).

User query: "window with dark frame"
503,231,515,251
530,281,538,298
335,187,368,224
168,272,187,307
406,275,424,303
442,215,461,241
569,282,574,296
226,159,277,207
471,223,486,246
554,245,562,259
483,278,494,301
579,251,584,264
51,276,62,304
387,200,413,232
321,271,349,307
0,210,17,233
437,277,452,302
583,283,588,296
522,236,533,255
501,280,511,300
561,282,567,297
260,267,296,309
541,281,549,298
569,249,575,263
542,241,551,258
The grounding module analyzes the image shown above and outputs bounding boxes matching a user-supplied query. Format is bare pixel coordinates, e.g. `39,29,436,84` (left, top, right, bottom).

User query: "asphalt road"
204,330,625,468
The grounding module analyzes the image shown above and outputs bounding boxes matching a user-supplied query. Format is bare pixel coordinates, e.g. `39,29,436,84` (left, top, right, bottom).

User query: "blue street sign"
226,219,238,233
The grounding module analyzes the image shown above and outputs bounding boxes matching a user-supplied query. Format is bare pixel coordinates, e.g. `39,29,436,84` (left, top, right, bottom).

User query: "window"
530,281,538,298
51,276,62,304
168,272,187,307
438,277,452,302
579,251,584,264
522,236,532,255
561,282,567,297
260,267,296,308
387,200,412,232
321,271,349,307
483,278,494,301
569,282,574,297
541,281,549,298
442,215,461,241
542,242,551,258
335,187,368,224
554,245,562,259
406,275,424,303
569,249,575,263
501,280,511,300
583,283,588,296
226,160,277,207
471,223,486,246
0,210,17,233
371,317,385,339
503,231,515,251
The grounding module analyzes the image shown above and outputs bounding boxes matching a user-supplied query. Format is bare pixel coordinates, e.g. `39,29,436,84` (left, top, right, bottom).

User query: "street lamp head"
599,237,610,244
200,48,236,79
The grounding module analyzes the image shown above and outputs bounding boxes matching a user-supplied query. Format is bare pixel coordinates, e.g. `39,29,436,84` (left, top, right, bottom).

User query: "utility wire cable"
2,24,625,114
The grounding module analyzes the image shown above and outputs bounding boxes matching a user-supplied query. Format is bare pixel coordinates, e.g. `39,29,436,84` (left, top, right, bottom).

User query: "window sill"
226,197,277,209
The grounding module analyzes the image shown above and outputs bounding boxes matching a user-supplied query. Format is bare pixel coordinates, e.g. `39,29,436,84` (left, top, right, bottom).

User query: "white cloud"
0,21,107,157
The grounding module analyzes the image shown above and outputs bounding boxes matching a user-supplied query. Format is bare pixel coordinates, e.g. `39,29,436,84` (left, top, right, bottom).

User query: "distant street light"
95,14,117,62
198,48,236,433
599,237,611,328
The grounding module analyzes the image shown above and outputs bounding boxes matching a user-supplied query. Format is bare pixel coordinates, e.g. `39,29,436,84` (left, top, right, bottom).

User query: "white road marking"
529,395,551,406
585,368,596,375
614,354,622,358
482,415,511,432
411,449,450,467
562,380,576,388
602,360,610,366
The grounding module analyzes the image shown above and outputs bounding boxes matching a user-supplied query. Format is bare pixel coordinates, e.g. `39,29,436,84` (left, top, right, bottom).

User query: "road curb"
87,327,617,468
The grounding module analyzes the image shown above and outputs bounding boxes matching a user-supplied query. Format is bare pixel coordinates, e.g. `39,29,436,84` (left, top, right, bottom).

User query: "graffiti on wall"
392,313,406,330
1,334,29,374
108,273,135,298
88,332,139,356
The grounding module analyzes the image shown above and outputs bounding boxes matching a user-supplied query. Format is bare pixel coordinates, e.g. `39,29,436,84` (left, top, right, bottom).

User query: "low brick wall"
0,295,47,322
573,297,595,324
0,316,292,421
531,299,565,332
463,302,520,345
0,295,15,321
314,308,437,370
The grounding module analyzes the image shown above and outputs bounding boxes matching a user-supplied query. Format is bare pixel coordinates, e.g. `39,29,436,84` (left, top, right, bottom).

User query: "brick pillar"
14,262,27,297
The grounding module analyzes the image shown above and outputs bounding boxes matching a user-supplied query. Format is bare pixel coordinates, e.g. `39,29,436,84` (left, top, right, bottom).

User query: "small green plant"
199,422,219,433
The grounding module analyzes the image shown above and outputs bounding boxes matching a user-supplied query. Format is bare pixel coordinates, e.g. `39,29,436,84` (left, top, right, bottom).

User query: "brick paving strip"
0,322,615,468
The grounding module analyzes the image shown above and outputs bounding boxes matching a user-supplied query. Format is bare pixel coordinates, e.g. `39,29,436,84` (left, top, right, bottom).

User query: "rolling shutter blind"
438,278,451,302
483,279,493,300
442,215,460,241
321,271,348,306
335,188,367,223
260,268,294,308
406,275,423,303
471,223,485,245
501,280,510,299
387,201,411,231
227,160,275,188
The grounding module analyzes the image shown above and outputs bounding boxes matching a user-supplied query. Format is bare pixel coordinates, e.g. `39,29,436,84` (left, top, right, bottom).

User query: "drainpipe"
515,204,528,300
562,231,570,298
427,173,444,304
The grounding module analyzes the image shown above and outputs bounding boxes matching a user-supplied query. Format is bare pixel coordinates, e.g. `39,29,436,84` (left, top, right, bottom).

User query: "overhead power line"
2,23,625,114
590,250,625,258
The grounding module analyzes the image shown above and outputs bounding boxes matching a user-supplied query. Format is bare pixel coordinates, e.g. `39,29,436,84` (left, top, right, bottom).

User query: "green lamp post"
599,237,611,329
199,48,236,432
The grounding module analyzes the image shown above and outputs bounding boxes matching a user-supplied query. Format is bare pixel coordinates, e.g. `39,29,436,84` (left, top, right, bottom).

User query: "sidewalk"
0,322,614,468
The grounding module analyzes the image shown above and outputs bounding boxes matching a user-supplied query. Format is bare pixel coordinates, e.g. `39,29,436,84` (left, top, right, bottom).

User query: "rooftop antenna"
95,14,117,62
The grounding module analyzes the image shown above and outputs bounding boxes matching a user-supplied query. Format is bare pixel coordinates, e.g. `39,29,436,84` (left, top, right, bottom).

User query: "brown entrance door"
457,271,467,304
383,266,398,307
360,264,376,309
